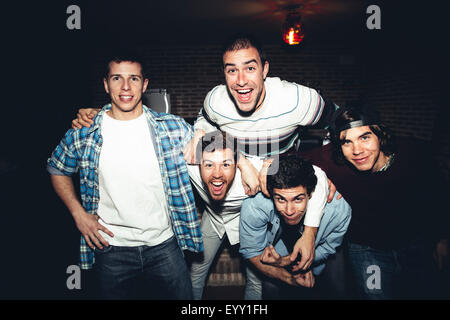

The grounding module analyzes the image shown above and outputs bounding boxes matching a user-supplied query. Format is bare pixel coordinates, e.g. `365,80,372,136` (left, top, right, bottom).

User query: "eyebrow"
358,131,373,139
202,158,234,164
274,192,306,200
341,131,373,141
224,59,258,68
109,74,142,78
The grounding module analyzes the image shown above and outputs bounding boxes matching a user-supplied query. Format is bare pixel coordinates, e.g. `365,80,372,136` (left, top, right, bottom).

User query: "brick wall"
90,43,449,180
90,43,363,118
362,52,449,180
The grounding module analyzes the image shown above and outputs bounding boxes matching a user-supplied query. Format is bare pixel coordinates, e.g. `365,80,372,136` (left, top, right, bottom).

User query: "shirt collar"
87,103,163,135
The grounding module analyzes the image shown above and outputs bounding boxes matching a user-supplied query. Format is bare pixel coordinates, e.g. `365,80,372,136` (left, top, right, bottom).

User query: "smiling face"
272,185,309,226
200,148,237,201
340,125,389,172
103,61,148,120
223,47,269,114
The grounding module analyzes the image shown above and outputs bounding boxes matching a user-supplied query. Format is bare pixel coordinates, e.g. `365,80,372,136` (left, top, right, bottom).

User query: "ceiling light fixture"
282,4,305,45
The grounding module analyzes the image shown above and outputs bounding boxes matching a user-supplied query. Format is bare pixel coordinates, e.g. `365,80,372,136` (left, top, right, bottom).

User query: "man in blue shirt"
47,51,202,299
239,153,351,299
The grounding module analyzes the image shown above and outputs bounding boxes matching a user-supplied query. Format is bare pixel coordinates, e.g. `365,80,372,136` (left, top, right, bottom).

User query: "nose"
286,201,296,216
352,141,363,155
212,165,223,178
121,79,130,91
236,71,247,87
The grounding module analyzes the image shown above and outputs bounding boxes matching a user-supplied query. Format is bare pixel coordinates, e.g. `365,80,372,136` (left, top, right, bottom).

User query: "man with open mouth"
188,131,330,300
186,34,337,281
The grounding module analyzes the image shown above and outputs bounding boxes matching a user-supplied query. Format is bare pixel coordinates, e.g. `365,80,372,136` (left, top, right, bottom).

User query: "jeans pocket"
348,242,371,253
94,245,114,256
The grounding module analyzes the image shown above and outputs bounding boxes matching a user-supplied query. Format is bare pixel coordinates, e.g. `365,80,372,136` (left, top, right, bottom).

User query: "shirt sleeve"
296,85,325,126
239,196,271,260
313,195,352,270
193,108,220,133
46,129,79,176
194,88,222,133
179,117,195,148
303,165,328,227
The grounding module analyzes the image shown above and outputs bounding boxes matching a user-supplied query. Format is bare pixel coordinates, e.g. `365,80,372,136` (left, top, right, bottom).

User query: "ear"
262,60,269,80
103,77,110,94
142,78,149,93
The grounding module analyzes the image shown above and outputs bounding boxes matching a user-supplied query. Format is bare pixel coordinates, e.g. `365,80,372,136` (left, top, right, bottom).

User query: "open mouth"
235,89,253,102
210,181,225,195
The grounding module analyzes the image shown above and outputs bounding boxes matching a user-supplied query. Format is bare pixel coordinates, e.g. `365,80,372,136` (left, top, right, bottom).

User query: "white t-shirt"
97,112,174,247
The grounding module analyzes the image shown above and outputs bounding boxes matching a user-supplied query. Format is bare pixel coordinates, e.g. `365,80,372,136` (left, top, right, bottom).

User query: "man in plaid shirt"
47,51,202,299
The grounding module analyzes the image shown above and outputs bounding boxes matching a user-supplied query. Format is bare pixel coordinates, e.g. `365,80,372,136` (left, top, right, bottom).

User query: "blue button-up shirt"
47,104,203,269
239,192,351,275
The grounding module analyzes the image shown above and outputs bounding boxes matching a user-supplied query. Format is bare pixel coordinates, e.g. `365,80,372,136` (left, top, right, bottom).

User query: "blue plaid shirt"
47,104,203,269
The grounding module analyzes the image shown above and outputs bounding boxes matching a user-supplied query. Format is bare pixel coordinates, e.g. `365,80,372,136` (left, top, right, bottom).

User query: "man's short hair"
103,49,147,79
267,153,317,197
221,33,267,67
329,102,396,164
196,131,238,164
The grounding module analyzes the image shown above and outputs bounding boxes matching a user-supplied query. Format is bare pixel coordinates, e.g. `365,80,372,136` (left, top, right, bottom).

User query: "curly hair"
267,153,317,197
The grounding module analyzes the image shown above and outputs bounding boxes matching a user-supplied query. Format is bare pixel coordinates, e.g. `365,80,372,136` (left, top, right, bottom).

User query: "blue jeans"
347,241,436,299
94,236,193,299
190,215,262,300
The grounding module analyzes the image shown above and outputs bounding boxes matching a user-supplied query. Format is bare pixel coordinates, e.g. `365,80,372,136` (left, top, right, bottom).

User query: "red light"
282,13,305,45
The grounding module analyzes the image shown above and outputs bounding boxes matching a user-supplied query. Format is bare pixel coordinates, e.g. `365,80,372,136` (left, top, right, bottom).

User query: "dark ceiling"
85,0,367,45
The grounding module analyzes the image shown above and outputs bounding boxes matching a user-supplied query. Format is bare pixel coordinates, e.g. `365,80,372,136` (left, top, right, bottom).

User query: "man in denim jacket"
239,153,351,299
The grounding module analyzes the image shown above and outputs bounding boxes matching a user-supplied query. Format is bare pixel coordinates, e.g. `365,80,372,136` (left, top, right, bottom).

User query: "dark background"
1,1,449,299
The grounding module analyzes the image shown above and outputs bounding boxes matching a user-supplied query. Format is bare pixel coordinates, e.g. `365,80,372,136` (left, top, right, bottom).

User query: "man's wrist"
303,226,318,237
71,207,88,221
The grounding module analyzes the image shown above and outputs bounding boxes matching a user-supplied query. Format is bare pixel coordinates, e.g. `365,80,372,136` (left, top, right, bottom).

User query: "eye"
361,135,369,141
295,197,304,203
275,197,286,203
226,68,236,74
131,76,140,82
223,161,234,168
111,76,120,81
248,66,256,71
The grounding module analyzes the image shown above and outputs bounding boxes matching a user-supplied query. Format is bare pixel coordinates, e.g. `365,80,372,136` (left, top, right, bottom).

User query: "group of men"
48,34,448,300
